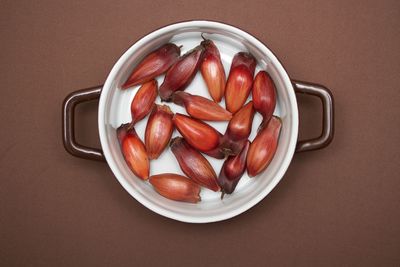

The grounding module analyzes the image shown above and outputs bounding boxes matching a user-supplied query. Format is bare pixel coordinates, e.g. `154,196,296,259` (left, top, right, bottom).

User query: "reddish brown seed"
218,140,250,195
172,91,232,121
149,173,201,203
145,104,174,159
200,39,226,102
159,45,204,101
252,71,276,123
170,137,220,192
225,52,256,113
172,113,222,152
247,116,281,177
122,43,180,89
117,124,149,180
130,80,158,124
221,101,255,155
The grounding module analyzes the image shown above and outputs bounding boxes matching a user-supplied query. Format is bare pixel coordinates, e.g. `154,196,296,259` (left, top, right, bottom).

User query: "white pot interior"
98,21,298,223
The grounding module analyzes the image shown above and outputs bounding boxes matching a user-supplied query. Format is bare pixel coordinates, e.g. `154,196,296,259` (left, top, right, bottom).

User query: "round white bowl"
97,21,298,223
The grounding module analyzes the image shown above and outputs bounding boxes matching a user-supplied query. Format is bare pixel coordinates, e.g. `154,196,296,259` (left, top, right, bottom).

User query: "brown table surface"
1,0,399,266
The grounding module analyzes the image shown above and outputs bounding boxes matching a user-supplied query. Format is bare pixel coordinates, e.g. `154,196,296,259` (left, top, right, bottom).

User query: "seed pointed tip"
221,147,235,156
220,191,225,200
156,103,173,114
248,173,256,178
126,122,135,132
257,121,265,132
169,136,182,147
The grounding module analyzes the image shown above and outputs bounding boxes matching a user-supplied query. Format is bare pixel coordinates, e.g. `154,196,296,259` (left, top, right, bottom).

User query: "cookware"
62,21,334,223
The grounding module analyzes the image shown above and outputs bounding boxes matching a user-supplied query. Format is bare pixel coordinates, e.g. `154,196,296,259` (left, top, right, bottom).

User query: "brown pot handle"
62,85,105,161
292,80,334,152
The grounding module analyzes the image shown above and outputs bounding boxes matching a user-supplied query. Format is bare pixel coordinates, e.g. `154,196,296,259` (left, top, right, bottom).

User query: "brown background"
1,0,399,266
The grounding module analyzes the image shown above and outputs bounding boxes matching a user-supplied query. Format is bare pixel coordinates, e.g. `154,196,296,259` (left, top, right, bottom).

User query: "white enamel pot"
62,21,334,223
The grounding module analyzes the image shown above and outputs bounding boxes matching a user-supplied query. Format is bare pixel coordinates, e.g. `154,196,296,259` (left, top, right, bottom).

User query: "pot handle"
292,80,334,152
62,85,105,161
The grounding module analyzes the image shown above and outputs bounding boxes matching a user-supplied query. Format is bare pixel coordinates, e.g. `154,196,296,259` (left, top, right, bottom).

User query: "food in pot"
218,140,250,197
130,80,158,124
170,137,220,192
252,71,276,124
159,45,204,101
172,113,222,153
247,116,281,177
224,52,256,113
117,123,150,180
122,43,180,89
116,37,282,202
149,173,201,203
220,101,255,156
200,38,226,102
172,91,232,121
145,104,174,159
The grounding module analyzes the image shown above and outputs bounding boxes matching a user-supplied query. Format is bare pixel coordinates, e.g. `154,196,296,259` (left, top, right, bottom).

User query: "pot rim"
98,20,299,223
